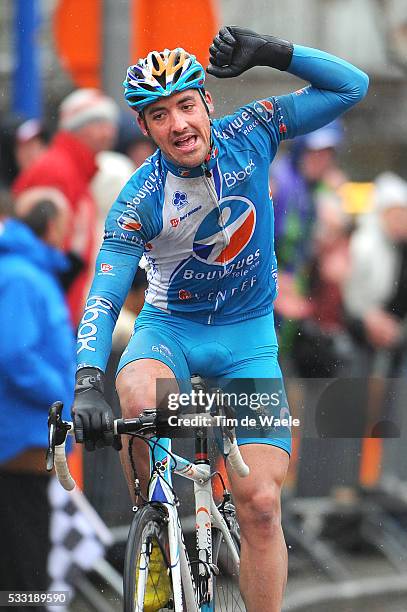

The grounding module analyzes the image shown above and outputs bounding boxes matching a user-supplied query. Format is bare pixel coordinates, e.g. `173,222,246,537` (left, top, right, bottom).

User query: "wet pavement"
284,552,407,611
69,553,407,611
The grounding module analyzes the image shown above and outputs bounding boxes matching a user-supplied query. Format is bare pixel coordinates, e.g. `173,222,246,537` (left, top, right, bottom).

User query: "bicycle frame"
144,436,240,612
47,399,247,612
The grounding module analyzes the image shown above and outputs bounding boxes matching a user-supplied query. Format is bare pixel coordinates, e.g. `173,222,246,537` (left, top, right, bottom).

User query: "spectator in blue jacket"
0,187,75,600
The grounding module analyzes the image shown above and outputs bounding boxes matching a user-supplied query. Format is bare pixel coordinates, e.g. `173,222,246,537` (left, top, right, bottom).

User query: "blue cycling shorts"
117,303,291,455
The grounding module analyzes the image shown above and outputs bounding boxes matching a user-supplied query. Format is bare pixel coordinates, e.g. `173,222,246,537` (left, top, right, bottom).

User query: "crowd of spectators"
271,122,407,383
0,87,154,604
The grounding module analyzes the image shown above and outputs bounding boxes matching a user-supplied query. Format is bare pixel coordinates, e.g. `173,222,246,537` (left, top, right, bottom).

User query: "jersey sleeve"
214,44,368,158
76,161,163,372
277,44,369,138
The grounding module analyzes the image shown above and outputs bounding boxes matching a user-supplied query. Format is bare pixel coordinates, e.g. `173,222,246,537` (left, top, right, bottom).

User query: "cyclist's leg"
227,443,289,612
116,313,190,500
117,359,174,499
215,313,290,612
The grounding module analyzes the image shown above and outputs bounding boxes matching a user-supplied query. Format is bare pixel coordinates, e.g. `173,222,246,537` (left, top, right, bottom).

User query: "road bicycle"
47,375,249,611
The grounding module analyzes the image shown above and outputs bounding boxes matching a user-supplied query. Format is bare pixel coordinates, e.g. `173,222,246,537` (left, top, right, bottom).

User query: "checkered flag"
47,476,114,611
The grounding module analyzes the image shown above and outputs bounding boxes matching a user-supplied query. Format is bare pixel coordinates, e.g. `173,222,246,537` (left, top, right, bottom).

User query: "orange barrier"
131,0,219,66
53,0,102,88
53,0,219,95
359,437,383,488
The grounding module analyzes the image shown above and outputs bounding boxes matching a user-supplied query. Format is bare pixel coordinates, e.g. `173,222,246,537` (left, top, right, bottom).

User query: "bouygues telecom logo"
192,196,255,266
253,99,274,122
117,209,142,231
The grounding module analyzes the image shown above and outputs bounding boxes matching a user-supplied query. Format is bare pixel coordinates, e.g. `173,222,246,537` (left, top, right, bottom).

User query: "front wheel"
123,504,175,612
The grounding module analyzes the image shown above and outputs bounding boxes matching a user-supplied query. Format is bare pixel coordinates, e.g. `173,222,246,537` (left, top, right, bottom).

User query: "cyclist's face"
139,90,213,168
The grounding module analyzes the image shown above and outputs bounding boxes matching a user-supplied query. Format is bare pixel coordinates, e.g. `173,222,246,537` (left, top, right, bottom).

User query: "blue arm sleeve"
216,46,369,162
0,280,69,408
76,245,142,372
279,44,369,138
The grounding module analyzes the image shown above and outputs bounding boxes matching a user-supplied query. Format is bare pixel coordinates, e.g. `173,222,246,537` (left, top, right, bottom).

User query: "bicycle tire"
212,511,246,611
123,504,175,612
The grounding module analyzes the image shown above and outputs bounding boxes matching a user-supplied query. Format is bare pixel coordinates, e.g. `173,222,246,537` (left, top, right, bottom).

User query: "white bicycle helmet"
123,48,206,112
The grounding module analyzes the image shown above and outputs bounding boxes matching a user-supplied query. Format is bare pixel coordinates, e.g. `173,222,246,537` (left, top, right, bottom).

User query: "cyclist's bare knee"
237,485,282,544
229,445,288,544
116,358,177,418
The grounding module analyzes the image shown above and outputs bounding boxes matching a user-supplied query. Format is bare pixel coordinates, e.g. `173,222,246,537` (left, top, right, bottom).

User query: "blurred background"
1,1,407,611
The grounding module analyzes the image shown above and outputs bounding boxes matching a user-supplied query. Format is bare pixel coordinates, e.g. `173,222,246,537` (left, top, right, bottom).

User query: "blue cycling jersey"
77,45,368,372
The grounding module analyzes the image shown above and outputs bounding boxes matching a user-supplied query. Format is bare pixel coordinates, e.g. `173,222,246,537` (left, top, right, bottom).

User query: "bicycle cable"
127,432,180,507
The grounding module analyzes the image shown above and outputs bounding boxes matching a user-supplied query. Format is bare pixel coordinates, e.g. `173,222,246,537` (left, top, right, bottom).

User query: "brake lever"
46,401,71,472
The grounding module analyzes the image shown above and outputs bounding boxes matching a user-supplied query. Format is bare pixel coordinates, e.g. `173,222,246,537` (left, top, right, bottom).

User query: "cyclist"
72,26,368,611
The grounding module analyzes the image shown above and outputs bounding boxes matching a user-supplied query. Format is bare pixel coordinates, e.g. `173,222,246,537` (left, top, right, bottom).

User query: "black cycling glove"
72,367,122,451
207,26,293,78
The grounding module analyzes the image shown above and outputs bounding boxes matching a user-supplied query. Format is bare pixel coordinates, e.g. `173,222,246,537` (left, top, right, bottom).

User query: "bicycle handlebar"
224,438,250,478
47,403,250,490
54,428,76,491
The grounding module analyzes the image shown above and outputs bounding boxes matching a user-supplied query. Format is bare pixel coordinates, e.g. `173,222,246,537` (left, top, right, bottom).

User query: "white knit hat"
59,88,119,131
374,172,407,210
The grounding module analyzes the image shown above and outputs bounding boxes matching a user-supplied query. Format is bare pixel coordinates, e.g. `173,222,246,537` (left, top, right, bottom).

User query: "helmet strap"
198,88,210,116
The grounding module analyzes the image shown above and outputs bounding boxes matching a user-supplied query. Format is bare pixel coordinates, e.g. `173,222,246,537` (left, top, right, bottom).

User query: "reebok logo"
77,296,113,354
223,159,255,189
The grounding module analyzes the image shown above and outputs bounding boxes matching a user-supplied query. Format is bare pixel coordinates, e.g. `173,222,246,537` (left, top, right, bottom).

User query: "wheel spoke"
212,515,245,611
